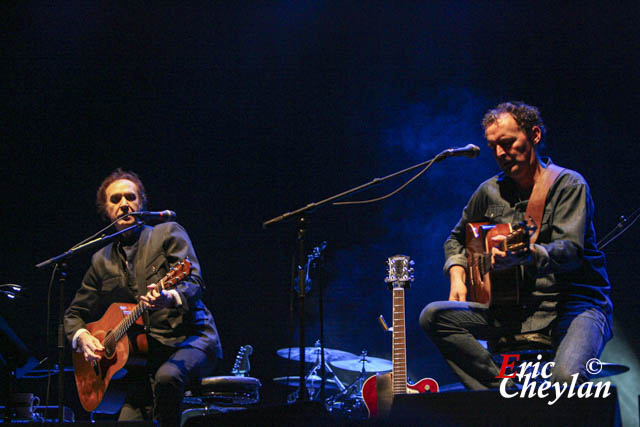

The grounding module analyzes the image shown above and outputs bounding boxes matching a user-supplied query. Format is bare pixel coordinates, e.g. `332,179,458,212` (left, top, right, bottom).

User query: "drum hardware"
275,342,352,402
273,375,339,391
325,350,381,420
275,375,340,402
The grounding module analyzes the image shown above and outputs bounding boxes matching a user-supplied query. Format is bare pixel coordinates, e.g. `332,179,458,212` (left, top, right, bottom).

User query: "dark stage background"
2,0,639,423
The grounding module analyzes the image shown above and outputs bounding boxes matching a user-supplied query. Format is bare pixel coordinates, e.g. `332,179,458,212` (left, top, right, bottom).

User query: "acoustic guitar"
72,259,192,412
361,255,439,417
465,221,534,306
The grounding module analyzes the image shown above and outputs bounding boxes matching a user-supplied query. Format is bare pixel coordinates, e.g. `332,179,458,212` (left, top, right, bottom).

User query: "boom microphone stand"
262,144,479,403
36,220,144,424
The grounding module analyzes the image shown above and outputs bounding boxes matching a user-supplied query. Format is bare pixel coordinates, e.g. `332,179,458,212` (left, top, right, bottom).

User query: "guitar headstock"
159,258,192,291
309,241,327,263
384,255,414,290
505,220,537,255
231,345,253,377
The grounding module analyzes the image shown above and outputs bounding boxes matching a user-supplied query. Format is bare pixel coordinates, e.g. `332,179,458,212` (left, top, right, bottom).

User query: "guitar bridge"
91,360,100,377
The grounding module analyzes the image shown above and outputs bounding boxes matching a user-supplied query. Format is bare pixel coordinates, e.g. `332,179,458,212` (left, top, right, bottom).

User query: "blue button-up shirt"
444,159,613,332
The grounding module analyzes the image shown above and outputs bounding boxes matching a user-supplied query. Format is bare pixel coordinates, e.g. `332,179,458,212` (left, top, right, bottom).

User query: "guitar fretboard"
392,287,407,394
103,276,170,351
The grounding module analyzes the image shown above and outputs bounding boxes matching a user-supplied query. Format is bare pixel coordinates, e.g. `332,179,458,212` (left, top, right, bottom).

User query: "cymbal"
590,362,629,379
330,356,392,372
273,375,339,390
276,347,357,362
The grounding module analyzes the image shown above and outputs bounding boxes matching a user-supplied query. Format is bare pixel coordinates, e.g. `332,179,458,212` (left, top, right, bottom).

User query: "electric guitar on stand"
361,255,439,418
231,345,254,377
72,259,192,412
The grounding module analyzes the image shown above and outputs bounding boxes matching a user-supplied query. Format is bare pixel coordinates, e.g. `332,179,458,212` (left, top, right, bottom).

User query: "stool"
181,376,261,426
490,332,553,354
489,332,554,382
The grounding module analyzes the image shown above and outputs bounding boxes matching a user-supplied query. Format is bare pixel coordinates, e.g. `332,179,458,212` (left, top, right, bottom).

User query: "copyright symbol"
586,358,602,375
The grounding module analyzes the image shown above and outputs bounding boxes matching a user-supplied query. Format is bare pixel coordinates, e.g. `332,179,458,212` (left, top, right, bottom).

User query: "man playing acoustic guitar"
420,102,612,390
64,169,222,425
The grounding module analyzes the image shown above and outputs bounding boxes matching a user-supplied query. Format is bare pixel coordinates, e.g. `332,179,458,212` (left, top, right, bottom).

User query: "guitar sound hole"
104,331,116,358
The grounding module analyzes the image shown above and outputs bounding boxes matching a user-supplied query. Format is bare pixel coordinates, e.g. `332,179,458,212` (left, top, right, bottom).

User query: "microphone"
129,210,177,222
437,144,480,160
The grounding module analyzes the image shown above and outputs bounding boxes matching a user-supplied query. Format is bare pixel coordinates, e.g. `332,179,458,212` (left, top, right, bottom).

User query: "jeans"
419,301,611,390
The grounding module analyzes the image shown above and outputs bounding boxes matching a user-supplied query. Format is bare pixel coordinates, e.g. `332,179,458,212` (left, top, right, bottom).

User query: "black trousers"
118,341,218,427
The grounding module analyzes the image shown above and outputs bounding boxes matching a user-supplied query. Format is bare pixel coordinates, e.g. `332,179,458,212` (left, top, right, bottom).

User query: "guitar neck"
392,287,407,394
110,277,170,343
111,301,147,343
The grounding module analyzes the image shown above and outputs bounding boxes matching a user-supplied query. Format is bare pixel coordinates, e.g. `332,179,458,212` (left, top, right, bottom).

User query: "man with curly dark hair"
420,102,612,390
65,169,222,425
481,102,547,148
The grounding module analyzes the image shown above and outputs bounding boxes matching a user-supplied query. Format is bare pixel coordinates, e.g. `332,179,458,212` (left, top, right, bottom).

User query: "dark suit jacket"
64,222,222,360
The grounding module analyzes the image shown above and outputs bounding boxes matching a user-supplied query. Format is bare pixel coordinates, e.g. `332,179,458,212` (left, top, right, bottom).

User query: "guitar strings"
100,263,186,351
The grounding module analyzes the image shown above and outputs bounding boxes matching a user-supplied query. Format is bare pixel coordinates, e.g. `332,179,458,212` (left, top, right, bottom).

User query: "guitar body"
72,303,147,412
362,373,439,418
72,259,191,413
466,222,525,306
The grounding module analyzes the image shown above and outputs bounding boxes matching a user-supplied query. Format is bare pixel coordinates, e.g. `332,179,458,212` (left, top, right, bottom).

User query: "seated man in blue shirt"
420,102,612,389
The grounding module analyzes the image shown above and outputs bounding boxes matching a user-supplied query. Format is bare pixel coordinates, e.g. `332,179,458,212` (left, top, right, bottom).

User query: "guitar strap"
525,163,564,243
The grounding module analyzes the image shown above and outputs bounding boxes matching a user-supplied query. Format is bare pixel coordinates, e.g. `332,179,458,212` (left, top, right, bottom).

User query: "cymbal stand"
286,351,346,403
308,354,346,400
325,350,369,407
